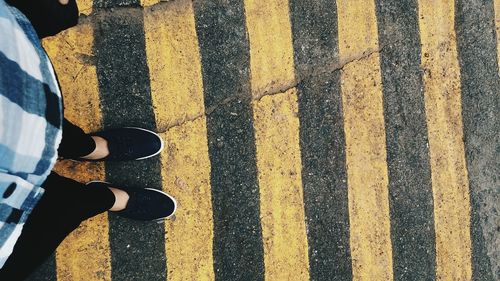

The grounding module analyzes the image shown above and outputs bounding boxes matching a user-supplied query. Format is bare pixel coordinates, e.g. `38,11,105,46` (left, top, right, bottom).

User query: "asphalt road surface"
26,0,499,280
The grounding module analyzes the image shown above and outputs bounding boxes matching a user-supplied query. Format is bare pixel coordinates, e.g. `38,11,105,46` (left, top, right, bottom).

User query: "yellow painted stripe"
336,1,393,280
417,1,472,280
244,0,296,95
252,89,310,281
144,1,205,130
245,1,309,280
144,1,215,280
43,23,111,281
141,0,160,7
76,0,92,16
495,0,500,66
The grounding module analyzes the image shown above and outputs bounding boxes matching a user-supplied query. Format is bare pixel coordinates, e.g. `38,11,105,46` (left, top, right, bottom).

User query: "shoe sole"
86,181,177,220
122,127,165,161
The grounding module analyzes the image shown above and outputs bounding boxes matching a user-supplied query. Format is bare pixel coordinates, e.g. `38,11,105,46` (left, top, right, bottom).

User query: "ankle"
108,187,129,211
81,136,109,160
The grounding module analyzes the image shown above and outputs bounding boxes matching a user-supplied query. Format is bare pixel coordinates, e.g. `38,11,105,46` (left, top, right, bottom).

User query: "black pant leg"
58,118,96,159
0,172,115,281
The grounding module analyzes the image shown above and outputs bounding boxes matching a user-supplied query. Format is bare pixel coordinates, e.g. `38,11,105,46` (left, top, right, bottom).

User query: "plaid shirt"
0,0,62,268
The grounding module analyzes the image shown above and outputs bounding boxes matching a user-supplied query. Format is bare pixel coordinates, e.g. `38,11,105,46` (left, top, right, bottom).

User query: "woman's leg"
0,172,115,281
58,118,110,160
57,118,97,159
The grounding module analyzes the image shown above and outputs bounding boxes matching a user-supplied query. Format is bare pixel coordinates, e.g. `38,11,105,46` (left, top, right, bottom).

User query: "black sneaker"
90,127,164,161
87,181,177,221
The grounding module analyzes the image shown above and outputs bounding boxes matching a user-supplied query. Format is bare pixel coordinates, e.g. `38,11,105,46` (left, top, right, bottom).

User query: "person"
0,0,176,279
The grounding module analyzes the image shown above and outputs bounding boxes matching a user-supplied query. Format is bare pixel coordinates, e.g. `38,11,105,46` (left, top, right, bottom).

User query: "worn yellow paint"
495,0,500,66
245,1,309,280
43,23,111,281
76,0,92,16
336,1,393,280
76,0,162,15
144,1,215,280
141,0,160,7
144,0,205,131
252,89,310,281
158,121,214,281
418,1,473,280
244,0,296,96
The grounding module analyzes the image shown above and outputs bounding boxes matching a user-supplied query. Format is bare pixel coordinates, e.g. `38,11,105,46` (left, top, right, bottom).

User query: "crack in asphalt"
155,46,382,133
75,3,384,134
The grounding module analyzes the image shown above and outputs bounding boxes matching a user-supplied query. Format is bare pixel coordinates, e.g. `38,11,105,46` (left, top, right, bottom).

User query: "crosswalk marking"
245,0,310,280
244,0,296,96
336,0,393,280
144,1,215,280
418,1,473,280
34,1,496,280
253,90,310,281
